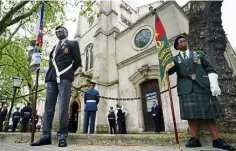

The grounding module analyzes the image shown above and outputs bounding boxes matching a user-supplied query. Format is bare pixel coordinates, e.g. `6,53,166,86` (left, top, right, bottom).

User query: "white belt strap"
86,100,96,103
52,44,73,83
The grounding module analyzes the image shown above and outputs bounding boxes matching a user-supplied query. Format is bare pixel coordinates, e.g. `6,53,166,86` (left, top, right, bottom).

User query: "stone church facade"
65,0,236,133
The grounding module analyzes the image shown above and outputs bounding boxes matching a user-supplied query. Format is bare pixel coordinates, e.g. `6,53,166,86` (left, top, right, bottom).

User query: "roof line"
116,1,172,39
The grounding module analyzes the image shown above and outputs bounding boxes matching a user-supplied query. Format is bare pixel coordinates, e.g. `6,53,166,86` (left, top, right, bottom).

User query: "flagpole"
31,68,39,143
30,1,44,144
166,72,180,149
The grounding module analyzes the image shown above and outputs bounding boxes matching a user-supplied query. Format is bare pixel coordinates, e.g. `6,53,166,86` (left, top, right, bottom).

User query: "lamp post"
4,74,23,132
1,95,7,107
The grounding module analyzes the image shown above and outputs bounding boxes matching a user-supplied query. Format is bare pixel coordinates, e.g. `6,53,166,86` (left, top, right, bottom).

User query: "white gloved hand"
208,73,221,96
77,66,82,73
39,67,49,73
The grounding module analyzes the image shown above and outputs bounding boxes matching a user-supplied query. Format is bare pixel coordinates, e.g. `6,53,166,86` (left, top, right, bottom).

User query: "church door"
70,101,79,133
140,79,165,131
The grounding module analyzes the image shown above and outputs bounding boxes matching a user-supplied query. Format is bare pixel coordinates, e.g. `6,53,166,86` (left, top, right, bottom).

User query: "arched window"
85,43,94,71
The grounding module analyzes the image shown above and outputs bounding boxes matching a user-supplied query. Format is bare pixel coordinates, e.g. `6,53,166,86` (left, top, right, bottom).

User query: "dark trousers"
153,116,160,132
0,121,3,132
108,119,116,134
21,120,29,132
83,111,96,134
41,80,72,140
12,121,19,132
117,118,127,134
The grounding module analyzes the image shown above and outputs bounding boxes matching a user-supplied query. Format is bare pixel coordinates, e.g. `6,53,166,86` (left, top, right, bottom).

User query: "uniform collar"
179,49,189,58
59,38,68,46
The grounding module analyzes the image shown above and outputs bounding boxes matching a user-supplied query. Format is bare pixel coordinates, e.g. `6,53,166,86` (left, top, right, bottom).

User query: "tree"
188,1,236,132
0,0,100,53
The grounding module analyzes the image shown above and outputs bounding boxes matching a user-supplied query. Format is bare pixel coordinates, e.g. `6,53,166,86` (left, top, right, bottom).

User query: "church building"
66,0,236,133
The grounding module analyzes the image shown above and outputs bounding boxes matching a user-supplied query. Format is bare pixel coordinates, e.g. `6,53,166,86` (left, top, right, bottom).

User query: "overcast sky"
65,0,236,49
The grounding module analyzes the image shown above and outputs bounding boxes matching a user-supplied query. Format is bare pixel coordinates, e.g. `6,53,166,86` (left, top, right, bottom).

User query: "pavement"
0,143,227,151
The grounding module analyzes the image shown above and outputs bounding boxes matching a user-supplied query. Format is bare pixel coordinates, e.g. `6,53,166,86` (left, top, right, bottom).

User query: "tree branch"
0,1,29,25
5,2,41,27
0,21,24,51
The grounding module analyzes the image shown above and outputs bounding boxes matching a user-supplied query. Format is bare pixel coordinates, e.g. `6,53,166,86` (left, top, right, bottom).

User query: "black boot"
58,139,67,147
213,138,235,151
31,137,52,146
185,137,202,148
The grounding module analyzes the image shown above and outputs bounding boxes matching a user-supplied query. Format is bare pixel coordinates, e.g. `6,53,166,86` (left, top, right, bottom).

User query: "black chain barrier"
7,85,236,101
71,85,177,100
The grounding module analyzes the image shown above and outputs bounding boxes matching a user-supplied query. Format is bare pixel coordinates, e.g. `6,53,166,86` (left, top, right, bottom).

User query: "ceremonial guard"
31,26,82,147
106,106,116,134
12,107,21,132
168,35,235,151
21,103,32,132
83,81,99,134
151,101,161,133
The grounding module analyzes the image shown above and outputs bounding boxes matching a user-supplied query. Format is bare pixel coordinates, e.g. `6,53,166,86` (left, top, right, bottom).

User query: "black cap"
174,35,185,50
55,26,68,32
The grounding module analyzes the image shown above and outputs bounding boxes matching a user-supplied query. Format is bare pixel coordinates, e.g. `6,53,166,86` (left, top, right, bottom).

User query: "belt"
179,74,196,80
178,75,192,80
86,100,96,103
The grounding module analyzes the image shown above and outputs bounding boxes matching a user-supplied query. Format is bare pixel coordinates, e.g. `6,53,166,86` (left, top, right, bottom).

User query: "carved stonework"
120,4,132,14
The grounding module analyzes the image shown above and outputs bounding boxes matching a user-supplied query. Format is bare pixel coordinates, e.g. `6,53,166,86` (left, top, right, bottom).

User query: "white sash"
52,42,73,83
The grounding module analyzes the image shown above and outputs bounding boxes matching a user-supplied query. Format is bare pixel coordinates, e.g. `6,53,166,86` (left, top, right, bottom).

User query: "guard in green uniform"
168,35,235,151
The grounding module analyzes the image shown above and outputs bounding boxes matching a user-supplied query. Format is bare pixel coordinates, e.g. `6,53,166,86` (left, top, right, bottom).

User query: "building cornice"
100,9,118,16
117,34,182,69
94,27,120,37
117,46,157,69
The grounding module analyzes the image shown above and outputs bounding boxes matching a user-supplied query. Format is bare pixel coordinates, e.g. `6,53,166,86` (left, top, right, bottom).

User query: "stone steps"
0,132,235,147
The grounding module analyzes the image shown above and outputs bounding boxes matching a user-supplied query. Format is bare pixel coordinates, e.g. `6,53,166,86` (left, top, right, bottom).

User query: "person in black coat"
21,103,32,132
31,26,82,147
0,106,8,132
106,106,116,134
12,107,21,132
151,101,161,133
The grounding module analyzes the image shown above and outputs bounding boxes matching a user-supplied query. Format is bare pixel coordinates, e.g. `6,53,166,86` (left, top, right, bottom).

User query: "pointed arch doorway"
140,79,165,131
69,101,79,133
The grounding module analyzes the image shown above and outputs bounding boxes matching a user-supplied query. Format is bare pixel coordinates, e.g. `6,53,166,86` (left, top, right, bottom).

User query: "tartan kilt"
179,92,225,120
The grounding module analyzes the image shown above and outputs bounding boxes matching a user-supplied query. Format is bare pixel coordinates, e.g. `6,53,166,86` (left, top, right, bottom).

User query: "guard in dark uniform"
31,26,82,147
0,106,8,132
21,103,32,132
106,106,116,134
168,35,235,151
12,107,21,132
151,101,160,133
83,81,99,134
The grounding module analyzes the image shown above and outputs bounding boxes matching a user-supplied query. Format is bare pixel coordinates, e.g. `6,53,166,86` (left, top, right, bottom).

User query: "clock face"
134,29,152,48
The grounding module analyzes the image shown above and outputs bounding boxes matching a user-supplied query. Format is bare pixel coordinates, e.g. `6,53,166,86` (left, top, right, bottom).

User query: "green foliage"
0,0,99,107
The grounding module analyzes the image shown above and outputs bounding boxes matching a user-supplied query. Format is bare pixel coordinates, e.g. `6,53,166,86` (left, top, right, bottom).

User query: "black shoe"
58,139,67,147
185,137,202,148
213,138,235,151
31,138,52,146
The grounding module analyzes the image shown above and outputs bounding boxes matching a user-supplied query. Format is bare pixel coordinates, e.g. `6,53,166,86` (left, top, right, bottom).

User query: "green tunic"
169,50,224,120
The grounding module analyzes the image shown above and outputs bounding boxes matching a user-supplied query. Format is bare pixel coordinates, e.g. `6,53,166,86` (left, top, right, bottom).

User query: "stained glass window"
134,29,152,48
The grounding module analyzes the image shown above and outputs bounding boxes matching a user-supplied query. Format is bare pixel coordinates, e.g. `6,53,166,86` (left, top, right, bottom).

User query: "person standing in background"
12,107,21,132
83,81,100,134
151,101,161,133
106,106,116,134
